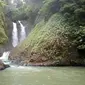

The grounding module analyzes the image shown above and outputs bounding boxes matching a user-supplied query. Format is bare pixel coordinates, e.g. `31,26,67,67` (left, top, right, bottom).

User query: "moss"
10,13,74,60
9,0,85,65
26,14,72,59
0,1,8,46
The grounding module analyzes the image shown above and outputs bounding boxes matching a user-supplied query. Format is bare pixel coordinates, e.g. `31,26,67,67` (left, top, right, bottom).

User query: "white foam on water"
0,51,10,64
0,52,10,61
11,66,41,72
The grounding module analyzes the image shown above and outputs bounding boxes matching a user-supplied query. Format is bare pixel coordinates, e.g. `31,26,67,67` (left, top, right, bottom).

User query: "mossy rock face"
7,0,85,66
9,14,83,66
0,2,8,46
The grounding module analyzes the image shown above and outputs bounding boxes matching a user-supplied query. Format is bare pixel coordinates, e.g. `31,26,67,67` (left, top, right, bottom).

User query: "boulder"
0,60,10,70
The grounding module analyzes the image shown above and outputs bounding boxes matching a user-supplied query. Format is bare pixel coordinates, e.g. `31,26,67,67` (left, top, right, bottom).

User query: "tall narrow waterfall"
18,21,26,42
12,22,18,47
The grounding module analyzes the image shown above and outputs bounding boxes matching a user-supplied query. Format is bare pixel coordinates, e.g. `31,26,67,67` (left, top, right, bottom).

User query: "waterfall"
20,0,26,4
12,22,18,47
0,21,26,66
11,0,14,4
0,22,19,65
18,21,26,42
0,51,10,64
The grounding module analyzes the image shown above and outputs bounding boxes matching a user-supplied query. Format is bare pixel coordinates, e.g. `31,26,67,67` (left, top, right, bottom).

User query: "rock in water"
0,60,10,70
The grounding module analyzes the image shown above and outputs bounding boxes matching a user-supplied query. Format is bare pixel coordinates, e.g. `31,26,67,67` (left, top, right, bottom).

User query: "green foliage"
73,26,85,48
60,0,85,25
18,14,73,59
28,0,85,58
74,8,85,25
0,0,6,9
39,0,60,21
9,0,85,59
60,3,76,14
11,4,39,23
0,1,8,45
12,5,32,20
38,0,85,25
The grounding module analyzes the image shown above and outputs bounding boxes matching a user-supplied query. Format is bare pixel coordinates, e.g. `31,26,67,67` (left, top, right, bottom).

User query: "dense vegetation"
9,0,85,65
7,0,42,23
0,1,8,45
38,0,85,58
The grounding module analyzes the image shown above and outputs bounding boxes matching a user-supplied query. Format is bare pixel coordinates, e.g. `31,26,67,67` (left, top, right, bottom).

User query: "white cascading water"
0,21,26,66
0,51,10,64
20,0,26,4
18,21,26,42
12,22,18,47
11,0,14,4
0,22,18,65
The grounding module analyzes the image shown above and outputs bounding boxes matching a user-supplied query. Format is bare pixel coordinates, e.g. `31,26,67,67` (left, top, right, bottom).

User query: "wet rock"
0,60,10,70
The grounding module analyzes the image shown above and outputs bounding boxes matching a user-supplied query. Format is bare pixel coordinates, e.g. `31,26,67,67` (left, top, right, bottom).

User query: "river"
0,67,85,85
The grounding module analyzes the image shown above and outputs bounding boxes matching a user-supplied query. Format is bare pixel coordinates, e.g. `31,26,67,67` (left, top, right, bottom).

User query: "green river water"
0,67,85,85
